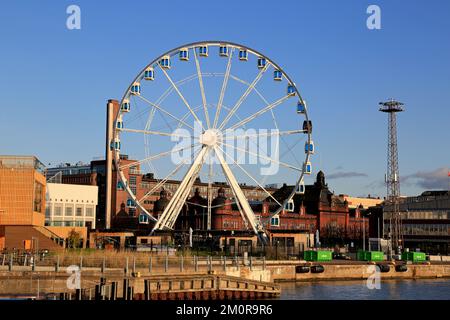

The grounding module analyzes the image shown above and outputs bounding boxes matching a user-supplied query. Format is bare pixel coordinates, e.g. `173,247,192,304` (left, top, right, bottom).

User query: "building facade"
383,191,450,254
0,155,63,251
45,183,98,229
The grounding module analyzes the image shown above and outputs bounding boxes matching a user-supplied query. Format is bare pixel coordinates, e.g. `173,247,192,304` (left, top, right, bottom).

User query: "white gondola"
296,102,305,114
121,99,131,112
159,55,171,69
116,116,124,130
179,48,189,61
270,214,280,226
239,49,248,61
295,180,305,194
139,213,149,224
305,141,314,154
304,161,312,175
274,70,282,81
284,199,294,212
130,82,141,95
219,45,228,57
126,198,136,208
111,138,121,151
287,84,296,96
144,67,154,80
257,57,266,68
199,45,208,57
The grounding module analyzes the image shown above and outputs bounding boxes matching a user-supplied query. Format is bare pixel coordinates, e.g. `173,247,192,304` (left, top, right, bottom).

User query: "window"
85,206,94,217
129,176,137,185
54,204,63,216
33,182,43,212
75,221,84,227
76,206,83,217
64,221,74,227
65,205,73,216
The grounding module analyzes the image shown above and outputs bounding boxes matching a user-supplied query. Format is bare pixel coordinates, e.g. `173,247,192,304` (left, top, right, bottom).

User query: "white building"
45,183,98,229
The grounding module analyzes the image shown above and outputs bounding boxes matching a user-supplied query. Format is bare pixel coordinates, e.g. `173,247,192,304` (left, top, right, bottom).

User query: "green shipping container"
402,252,426,262
304,250,332,262
357,251,384,261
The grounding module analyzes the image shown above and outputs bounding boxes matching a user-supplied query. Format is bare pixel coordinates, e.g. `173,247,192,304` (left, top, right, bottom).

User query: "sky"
0,0,449,198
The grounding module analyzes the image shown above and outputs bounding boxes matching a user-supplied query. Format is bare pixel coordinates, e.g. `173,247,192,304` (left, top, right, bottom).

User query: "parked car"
332,252,351,260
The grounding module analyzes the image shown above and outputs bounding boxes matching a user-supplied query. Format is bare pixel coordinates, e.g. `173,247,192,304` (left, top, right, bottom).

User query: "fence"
0,252,268,273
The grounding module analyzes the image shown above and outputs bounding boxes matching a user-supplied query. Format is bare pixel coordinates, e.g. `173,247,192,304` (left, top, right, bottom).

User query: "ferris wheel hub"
200,129,221,147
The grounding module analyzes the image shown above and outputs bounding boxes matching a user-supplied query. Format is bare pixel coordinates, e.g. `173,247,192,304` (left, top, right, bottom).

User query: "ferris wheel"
113,41,313,243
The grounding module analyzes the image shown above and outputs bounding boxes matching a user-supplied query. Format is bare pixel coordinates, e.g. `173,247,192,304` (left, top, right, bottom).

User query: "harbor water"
280,279,450,300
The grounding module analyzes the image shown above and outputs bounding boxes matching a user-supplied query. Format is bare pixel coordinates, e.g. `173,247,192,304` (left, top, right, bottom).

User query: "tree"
67,229,82,249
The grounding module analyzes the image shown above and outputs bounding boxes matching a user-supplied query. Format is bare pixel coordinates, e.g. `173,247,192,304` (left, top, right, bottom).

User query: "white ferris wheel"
113,41,313,243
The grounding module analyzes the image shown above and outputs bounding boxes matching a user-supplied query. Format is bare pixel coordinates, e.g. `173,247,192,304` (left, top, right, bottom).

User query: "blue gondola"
284,200,294,212
274,70,282,81
219,45,228,57
296,180,305,194
305,141,314,154
297,102,305,114
130,82,141,95
239,49,248,61
257,57,266,69
304,161,312,175
287,84,296,96
121,99,130,112
270,215,280,226
144,67,154,81
111,138,121,151
139,213,149,224
159,55,171,69
199,45,208,57
179,48,189,61
116,117,124,130
126,198,136,208
303,120,312,134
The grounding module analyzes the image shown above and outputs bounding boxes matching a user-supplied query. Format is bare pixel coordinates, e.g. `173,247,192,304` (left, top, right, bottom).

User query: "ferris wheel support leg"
213,146,267,245
151,147,208,233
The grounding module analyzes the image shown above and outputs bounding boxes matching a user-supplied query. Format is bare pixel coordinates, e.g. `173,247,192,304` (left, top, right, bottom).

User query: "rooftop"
0,155,45,174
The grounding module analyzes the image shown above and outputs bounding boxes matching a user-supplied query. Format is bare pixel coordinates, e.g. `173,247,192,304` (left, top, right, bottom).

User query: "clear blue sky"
0,0,449,197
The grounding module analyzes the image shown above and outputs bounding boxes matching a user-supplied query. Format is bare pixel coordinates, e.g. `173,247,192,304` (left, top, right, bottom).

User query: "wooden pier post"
124,257,129,275
55,256,60,272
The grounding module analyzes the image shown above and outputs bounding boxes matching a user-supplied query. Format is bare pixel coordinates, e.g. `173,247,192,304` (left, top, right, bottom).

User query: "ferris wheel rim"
113,40,313,231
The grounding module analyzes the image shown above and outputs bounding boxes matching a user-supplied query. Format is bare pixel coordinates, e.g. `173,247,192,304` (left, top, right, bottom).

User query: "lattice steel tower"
379,99,404,255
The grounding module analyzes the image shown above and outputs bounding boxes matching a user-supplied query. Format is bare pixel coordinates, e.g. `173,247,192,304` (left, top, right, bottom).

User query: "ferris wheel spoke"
119,142,200,171
139,158,191,203
218,63,270,130
213,146,261,235
207,152,213,230
221,141,302,172
120,127,193,139
230,129,307,139
192,48,211,129
215,145,282,207
158,64,205,129
152,147,209,232
137,94,195,131
213,48,234,129
226,94,290,131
